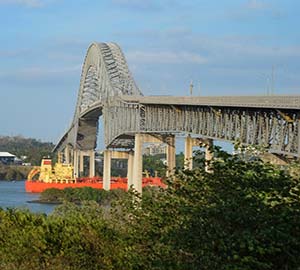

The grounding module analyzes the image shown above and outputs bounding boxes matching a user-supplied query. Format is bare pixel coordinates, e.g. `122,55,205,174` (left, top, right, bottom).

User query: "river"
0,180,56,214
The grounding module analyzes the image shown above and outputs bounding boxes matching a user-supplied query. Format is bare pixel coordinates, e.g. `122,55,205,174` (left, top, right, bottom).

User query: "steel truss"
54,42,300,158
105,98,300,157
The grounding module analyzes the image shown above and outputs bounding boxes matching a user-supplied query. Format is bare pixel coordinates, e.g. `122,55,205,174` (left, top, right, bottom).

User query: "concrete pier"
89,150,95,177
73,149,79,178
166,135,176,176
79,151,84,177
127,151,134,190
184,135,193,170
103,150,111,190
184,136,214,171
204,138,213,172
132,133,143,193
64,144,71,164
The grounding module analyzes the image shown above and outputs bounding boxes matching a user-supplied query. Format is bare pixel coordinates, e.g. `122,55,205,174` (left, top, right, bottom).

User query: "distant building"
14,157,23,165
22,162,32,166
0,152,16,165
143,144,166,156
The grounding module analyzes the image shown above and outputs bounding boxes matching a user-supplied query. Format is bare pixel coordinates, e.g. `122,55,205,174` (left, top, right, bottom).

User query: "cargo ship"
25,157,164,193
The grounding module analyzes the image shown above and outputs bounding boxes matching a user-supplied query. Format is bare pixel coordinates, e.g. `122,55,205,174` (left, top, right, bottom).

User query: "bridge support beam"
71,149,74,165
132,133,143,193
74,150,96,178
298,118,300,159
166,135,176,177
79,151,84,177
73,149,79,178
111,150,133,189
205,139,213,172
130,133,175,193
103,150,111,190
184,136,214,171
127,151,134,190
184,135,193,170
89,150,95,177
64,145,71,164
103,150,133,190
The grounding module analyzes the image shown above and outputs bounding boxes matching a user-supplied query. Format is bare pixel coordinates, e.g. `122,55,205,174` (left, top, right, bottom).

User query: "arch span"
54,42,142,152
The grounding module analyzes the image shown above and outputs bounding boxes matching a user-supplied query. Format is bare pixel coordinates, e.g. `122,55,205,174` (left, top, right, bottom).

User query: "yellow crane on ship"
27,154,75,184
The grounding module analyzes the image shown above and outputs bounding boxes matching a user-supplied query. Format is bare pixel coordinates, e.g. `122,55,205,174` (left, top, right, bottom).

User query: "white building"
143,144,166,156
0,152,16,165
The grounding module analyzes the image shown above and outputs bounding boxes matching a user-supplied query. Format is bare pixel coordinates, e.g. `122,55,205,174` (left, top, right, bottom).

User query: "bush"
0,164,32,181
39,187,128,205
122,147,300,270
0,147,299,269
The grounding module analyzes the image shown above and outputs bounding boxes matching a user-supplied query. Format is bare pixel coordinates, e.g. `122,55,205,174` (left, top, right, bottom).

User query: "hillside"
0,135,55,166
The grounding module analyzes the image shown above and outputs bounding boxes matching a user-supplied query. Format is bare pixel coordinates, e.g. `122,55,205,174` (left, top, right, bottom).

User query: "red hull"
25,177,164,193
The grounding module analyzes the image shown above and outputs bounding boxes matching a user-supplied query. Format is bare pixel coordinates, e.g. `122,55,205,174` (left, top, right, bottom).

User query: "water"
0,180,56,214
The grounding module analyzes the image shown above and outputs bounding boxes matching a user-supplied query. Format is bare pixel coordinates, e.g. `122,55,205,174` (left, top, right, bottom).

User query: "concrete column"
205,139,213,172
184,135,193,170
103,150,111,190
64,145,70,164
89,150,95,177
132,133,143,193
166,135,176,177
79,151,84,177
70,148,74,164
57,151,63,163
73,149,79,179
298,118,300,159
127,151,134,190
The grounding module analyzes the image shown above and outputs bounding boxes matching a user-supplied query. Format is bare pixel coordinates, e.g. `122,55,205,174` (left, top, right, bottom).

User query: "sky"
0,0,299,144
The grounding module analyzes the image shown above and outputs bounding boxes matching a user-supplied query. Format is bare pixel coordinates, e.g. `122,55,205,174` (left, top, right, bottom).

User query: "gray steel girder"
105,98,300,157
53,42,300,158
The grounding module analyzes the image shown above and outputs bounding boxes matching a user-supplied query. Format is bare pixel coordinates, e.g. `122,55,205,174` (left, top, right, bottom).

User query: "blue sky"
0,0,299,144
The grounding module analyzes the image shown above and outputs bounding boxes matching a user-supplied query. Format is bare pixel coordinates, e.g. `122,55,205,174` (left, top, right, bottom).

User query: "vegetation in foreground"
0,147,299,270
37,187,127,205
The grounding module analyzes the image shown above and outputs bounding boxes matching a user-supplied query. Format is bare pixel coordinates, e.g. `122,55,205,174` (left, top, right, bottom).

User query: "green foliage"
0,147,300,269
288,161,300,178
0,135,55,165
0,204,129,270
39,188,65,203
175,151,184,168
0,164,32,180
122,147,300,270
143,154,166,176
39,187,127,205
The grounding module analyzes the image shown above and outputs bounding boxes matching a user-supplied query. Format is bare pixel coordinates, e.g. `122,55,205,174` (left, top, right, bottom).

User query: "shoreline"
27,200,61,205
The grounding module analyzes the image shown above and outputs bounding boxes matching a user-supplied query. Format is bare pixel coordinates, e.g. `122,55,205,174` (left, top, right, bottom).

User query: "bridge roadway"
53,42,300,193
121,95,300,109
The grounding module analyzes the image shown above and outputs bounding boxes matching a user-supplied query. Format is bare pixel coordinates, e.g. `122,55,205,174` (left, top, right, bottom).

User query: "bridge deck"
121,95,300,110
53,42,300,156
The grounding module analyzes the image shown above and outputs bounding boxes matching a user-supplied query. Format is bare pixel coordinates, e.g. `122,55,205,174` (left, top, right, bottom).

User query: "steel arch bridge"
54,42,300,192
54,42,142,152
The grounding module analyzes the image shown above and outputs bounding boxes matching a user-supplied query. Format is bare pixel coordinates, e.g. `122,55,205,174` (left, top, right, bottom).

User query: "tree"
143,154,166,177
120,147,300,270
0,135,55,165
0,147,299,270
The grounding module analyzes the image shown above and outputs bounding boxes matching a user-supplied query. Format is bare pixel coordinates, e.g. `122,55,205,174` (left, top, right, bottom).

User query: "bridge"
53,42,300,193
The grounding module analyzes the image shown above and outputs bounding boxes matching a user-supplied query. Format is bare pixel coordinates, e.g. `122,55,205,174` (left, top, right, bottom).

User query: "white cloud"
127,50,207,64
0,0,43,7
